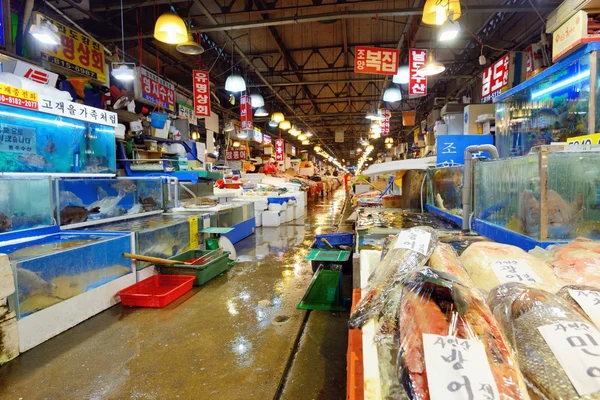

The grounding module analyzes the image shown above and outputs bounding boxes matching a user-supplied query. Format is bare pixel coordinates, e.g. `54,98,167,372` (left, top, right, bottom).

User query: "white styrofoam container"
262,210,281,227
268,202,287,212
293,204,303,220
286,207,294,222
255,211,263,227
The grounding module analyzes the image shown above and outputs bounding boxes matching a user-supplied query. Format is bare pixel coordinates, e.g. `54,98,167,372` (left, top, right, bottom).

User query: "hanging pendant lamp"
393,65,410,84
176,33,204,55
383,86,402,102
418,51,445,76
154,10,188,44
422,0,461,26
250,94,265,108
225,74,246,92
271,112,285,123
279,120,291,130
254,107,268,117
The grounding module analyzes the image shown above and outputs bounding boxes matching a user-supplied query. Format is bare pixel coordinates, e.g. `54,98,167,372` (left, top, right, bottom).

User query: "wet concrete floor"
0,189,352,400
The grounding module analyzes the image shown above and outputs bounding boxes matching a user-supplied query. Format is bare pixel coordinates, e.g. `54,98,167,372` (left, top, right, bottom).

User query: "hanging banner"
225,148,247,161
481,53,510,103
192,70,211,117
240,95,253,130
177,101,196,125
36,13,107,83
275,138,284,161
354,46,399,75
139,67,176,112
381,109,391,136
409,49,428,97
252,127,263,143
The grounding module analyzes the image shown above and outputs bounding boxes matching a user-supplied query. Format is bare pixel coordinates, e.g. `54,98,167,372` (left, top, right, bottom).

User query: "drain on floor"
273,315,290,324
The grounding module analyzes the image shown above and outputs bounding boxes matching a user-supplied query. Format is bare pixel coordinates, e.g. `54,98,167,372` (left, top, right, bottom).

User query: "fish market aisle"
0,189,350,400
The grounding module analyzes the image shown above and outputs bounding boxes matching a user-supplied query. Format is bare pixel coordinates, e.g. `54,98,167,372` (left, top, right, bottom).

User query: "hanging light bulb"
29,19,61,45
232,141,241,148
250,94,265,108
356,147,363,153
268,120,279,128
383,86,402,102
224,120,235,132
111,63,136,81
418,51,445,76
154,10,188,44
297,133,307,141
279,120,291,130
238,129,249,139
255,107,268,117
392,65,410,84
225,74,246,92
370,123,382,134
176,33,205,55
366,144,374,153
305,132,313,138
289,125,298,135
422,0,461,26
314,145,322,152
271,112,285,123
386,143,393,149
438,12,461,42
302,140,310,145
365,110,378,120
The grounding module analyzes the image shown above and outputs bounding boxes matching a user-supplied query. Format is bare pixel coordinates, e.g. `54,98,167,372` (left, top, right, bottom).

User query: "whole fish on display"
139,196,157,210
89,187,125,217
43,135,55,154
60,206,101,225
16,267,57,299
59,191,84,208
17,153,53,171
0,211,13,232
11,213,46,229
110,180,137,194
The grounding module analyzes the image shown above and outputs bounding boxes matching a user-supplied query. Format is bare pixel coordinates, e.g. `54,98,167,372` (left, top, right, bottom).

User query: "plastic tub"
118,275,195,308
314,232,354,248
158,250,231,286
150,112,168,129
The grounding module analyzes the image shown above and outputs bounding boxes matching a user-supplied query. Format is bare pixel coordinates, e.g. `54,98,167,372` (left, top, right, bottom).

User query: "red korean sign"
275,138,284,162
409,49,428,97
226,149,247,161
381,109,391,136
354,46,399,75
481,53,510,103
141,68,176,112
240,95,253,130
193,70,211,117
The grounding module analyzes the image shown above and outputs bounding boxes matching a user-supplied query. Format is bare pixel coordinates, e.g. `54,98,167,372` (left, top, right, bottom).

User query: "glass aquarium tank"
55,177,164,226
0,231,133,318
0,104,116,174
474,149,600,242
0,176,54,237
81,214,195,269
494,43,598,157
426,166,464,216
231,202,255,225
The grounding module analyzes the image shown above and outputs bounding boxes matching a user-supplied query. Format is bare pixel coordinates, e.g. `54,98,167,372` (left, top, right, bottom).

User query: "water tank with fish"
80,214,195,270
55,177,164,226
0,104,116,174
0,231,133,319
494,43,598,158
425,166,464,223
0,177,54,239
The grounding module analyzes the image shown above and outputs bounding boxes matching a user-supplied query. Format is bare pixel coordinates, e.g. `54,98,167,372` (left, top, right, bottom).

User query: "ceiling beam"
217,75,471,88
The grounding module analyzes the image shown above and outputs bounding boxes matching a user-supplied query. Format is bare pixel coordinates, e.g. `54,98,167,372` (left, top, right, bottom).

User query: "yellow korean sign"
0,84,39,110
37,13,107,83
567,133,600,146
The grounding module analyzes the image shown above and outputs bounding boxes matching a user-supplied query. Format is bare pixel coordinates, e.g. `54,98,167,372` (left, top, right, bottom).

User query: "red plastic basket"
118,275,195,308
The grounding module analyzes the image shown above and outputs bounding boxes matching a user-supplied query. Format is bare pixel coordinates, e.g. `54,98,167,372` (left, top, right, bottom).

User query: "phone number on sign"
0,95,38,110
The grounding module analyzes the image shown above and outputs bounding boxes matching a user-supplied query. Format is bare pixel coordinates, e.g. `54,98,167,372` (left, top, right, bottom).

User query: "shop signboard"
4,60,58,87
409,49,427,97
192,70,211,117
291,145,296,155
263,134,272,145
36,13,107,83
139,67,176,112
567,133,600,145
275,138,284,161
0,84,38,110
177,101,196,125
240,95,253,130
225,149,247,161
381,109,391,136
252,127,263,143
436,134,494,167
552,10,589,62
354,46,399,75
481,53,510,103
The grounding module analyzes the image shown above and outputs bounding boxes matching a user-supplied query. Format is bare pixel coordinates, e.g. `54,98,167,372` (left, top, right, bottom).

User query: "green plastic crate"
304,249,351,262
158,250,231,286
297,268,345,311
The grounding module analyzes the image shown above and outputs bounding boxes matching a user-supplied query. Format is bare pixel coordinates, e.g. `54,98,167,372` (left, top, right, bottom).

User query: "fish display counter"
425,166,464,226
0,231,134,352
55,177,164,227
80,214,196,271
0,176,54,240
473,149,600,249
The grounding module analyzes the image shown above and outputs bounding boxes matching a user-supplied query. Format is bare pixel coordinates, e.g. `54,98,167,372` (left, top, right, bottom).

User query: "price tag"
393,230,431,255
490,260,542,284
423,334,500,400
539,321,600,396
569,290,600,328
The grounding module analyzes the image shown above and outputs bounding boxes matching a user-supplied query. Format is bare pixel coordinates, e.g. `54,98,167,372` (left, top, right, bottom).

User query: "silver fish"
89,192,125,217
17,267,56,298
110,180,137,194
59,191,84,208
17,153,53,171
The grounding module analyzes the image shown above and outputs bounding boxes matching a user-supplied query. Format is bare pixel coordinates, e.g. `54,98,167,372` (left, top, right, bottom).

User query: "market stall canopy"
362,157,436,176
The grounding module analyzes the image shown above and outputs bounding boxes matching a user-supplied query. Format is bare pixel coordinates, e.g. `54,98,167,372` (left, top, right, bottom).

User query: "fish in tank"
0,177,53,234
0,104,116,174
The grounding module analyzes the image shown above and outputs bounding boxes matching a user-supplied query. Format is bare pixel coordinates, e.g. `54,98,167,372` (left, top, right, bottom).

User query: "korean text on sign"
0,84,38,110
393,229,431,255
38,13,106,82
423,334,500,400
38,96,117,126
409,49,428,97
141,68,176,112
481,54,510,103
240,95,253,130
0,124,36,154
490,260,542,284
354,46,399,75
193,70,211,117
225,149,247,161
569,290,600,329
381,109,391,136
275,139,284,162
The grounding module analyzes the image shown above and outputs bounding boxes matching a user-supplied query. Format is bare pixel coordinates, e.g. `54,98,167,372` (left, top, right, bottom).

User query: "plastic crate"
309,238,354,274
314,232,354,248
118,275,195,308
347,289,364,400
158,250,231,286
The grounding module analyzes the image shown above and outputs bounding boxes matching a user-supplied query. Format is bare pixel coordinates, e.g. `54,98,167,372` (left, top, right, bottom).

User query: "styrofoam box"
262,211,281,227
268,203,287,212
285,207,294,222
293,204,303,220
255,211,262,227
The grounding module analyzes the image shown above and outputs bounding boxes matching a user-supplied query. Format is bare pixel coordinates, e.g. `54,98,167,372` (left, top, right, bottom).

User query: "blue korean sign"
436,135,494,167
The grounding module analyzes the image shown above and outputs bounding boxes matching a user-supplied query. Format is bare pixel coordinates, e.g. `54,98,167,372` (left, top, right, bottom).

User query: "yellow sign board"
188,217,199,249
566,133,600,146
0,84,39,110
37,13,107,83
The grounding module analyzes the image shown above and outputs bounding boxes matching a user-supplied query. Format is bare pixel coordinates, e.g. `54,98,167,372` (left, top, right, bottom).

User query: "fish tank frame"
425,166,464,227
472,146,600,250
0,230,135,352
54,176,166,229
494,42,600,157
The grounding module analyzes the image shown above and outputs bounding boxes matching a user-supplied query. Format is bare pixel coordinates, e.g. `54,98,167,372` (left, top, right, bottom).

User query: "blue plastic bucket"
151,112,168,129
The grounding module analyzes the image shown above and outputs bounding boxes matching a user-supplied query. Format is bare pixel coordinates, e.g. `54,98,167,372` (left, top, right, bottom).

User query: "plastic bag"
349,226,438,329
460,241,564,296
429,242,475,287
529,237,600,289
488,283,600,399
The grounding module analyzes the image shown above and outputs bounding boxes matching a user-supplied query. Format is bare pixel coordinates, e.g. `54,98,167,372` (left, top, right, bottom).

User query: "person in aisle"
344,172,350,191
